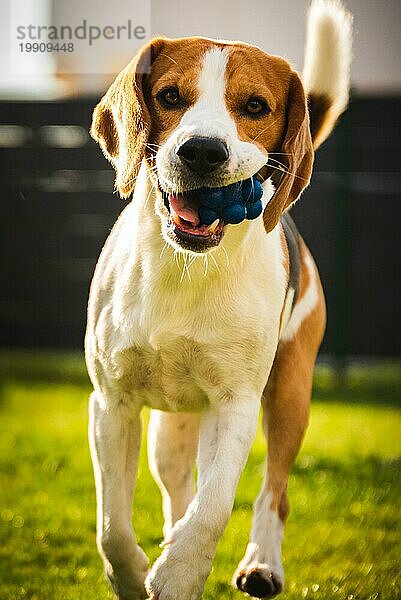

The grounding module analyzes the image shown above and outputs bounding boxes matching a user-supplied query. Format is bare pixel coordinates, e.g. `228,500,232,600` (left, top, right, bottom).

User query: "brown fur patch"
144,38,211,147
308,91,336,150
280,224,290,278
224,47,314,233
263,239,326,523
279,224,290,331
92,107,119,158
90,37,166,197
278,491,290,522
225,47,290,153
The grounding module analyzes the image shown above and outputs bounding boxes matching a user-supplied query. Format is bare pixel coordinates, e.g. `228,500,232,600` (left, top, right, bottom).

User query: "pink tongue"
169,194,200,226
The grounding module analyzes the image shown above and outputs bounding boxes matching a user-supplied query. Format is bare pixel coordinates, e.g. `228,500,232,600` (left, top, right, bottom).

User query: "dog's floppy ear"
263,72,314,233
90,38,165,198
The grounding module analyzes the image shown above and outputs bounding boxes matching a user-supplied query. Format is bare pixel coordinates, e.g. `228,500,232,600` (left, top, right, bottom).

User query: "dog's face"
91,37,313,254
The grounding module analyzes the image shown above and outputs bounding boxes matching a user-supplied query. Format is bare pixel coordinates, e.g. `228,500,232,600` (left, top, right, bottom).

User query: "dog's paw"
104,544,150,600
145,547,207,600
107,571,148,600
235,565,283,599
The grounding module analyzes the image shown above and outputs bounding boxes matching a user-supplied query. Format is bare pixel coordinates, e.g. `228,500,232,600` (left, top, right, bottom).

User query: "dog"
85,1,352,598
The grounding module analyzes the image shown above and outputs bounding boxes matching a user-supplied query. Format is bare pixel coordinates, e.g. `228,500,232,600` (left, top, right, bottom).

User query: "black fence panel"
292,96,401,357
1,96,400,356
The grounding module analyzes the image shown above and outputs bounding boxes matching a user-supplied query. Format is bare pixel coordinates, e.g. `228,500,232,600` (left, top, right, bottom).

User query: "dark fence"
1,96,400,357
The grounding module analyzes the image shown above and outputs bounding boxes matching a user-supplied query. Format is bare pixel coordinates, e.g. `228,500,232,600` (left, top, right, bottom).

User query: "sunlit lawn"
0,353,400,599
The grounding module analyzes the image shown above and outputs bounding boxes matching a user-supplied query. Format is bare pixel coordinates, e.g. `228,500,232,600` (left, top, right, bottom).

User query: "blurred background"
0,0,400,365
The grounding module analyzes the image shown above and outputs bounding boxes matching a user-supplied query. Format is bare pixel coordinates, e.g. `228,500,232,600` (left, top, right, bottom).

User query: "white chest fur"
85,168,287,412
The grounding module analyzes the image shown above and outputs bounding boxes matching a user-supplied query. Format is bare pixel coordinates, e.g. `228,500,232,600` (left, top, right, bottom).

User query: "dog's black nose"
177,137,229,176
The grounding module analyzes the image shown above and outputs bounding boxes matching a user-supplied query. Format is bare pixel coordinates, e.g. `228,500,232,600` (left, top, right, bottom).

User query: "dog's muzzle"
159,175,264,254
157,137,263,253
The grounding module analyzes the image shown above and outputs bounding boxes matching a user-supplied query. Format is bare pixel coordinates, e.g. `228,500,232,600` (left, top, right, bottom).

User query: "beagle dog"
86,1,352,598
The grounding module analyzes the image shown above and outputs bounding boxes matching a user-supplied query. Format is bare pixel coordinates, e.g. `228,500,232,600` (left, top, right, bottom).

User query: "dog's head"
91,37,313,254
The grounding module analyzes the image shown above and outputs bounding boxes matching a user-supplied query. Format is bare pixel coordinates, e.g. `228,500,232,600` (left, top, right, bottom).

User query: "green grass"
0,353,400,600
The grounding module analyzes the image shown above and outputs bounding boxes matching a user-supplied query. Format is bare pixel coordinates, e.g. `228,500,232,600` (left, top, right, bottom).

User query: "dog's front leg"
89,392,149,600
146,396,260,600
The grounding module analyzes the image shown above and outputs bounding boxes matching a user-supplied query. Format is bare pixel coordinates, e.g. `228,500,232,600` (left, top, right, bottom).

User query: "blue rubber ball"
242,177,263,204
252,178,263,202
197,187,223,209
222,182,243,206
246,200,263,220
242,178,254,203
199,207,219,225
222,203,247,224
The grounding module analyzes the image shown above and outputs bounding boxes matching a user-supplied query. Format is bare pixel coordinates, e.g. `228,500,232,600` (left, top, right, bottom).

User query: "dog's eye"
245,97,270,117
157,87,181,108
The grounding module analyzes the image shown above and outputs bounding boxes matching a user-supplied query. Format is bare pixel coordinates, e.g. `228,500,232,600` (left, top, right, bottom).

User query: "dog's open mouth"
160,186,225,252
159,175,264,253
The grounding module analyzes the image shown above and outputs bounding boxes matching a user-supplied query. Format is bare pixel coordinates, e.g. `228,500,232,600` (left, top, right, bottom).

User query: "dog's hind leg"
234,349,311,598
89,392,149,600
234,253,326,599
148,410,200,539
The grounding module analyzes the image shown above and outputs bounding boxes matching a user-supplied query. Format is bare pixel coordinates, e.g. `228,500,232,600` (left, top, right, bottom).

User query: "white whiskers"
119,164,159,194
144,178,158,210
209,251,221,275
251,116,281,143
266,157,308,182
160,242,169,260
220,245,230,269
203,254,209,277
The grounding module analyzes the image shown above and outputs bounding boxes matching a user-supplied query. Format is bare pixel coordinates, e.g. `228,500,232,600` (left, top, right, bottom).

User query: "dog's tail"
303,0,353,149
